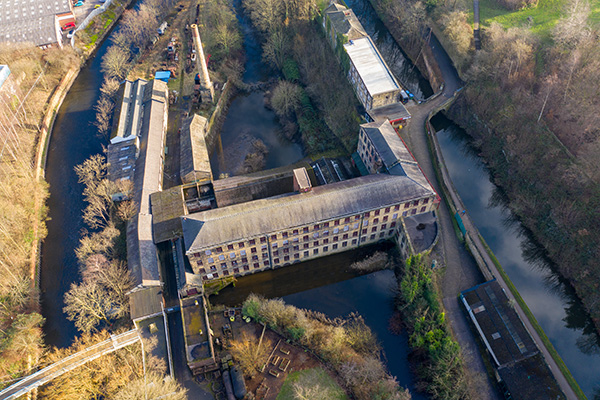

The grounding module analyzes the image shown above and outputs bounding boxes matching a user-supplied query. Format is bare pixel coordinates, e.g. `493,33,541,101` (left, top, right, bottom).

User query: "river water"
40,40,114,347
211,243,426,399
209,0,305,178
432,113,600,398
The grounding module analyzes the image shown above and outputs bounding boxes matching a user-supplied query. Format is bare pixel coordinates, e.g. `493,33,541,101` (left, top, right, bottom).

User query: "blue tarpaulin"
155,71,171,82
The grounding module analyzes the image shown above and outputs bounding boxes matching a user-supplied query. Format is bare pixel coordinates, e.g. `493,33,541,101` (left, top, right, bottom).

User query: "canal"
211,243,426,399
432,113,600,398
40,38,115,347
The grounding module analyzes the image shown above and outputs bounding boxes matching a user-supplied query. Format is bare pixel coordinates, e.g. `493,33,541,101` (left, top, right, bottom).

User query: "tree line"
373,0,600,341
439,0,600,337
0,44,78,387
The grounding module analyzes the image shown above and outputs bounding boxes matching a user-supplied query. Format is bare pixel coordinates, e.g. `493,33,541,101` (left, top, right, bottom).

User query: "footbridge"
0,329,140,400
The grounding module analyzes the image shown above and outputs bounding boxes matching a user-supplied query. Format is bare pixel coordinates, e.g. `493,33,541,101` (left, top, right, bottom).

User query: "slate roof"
324,3,367,42
127,213,161,287
344,36,399,96
361,120,432,191
461,280,538,367
179,114,212,184
134,79,168,215
129,286,163,321
118,79,168,288
182,173,436,252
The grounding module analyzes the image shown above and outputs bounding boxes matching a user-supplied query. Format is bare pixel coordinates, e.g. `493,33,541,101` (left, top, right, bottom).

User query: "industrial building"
181,119,438,282
107,78,169,290
322,1,409,119
0,0,74,48
460,281,565,400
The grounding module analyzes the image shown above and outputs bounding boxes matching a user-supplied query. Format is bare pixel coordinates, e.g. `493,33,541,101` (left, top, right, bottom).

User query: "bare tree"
553,0,591,48
101,46,130,79
63,281,115,333
114,372,187,400
263,30,289,69
94,96,114,136
229,332,272,377
271,80,301,118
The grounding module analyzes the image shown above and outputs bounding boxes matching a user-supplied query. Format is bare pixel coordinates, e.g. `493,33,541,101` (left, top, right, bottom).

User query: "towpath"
402,31,578,400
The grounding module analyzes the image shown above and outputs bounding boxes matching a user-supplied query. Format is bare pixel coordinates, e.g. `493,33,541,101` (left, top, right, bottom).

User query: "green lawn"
276,368,348,400
468,0,600,40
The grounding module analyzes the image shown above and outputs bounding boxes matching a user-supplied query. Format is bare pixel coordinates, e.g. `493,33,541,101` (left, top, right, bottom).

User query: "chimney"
190,24,214,103
293,167,312,193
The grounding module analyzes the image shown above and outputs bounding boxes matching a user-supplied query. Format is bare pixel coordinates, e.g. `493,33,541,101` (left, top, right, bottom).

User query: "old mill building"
182,120,439,282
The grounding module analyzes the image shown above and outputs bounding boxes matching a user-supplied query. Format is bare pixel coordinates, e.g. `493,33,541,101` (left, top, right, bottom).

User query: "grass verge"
469,0,600,41
276,368,348,400
477,234,587,400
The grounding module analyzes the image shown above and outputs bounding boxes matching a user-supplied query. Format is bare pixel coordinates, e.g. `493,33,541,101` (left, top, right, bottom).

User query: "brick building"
182,118,439,282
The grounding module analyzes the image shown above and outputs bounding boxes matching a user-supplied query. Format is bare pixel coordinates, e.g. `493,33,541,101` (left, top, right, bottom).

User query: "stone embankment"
403,31,579,400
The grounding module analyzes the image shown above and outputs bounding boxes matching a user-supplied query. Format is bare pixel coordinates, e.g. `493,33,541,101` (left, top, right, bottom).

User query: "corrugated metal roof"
0,65,10,89
0,0,71,46
344,36,399,96
182,173,435,252
361,120,432,191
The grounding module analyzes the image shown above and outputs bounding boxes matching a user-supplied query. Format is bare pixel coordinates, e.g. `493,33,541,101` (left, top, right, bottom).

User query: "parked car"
67,30,75,39
62,22,75,31
94,4,101,8
73,1,84,6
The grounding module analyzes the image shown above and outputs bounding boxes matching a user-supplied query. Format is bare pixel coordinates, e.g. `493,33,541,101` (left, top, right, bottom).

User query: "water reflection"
433,112,600,397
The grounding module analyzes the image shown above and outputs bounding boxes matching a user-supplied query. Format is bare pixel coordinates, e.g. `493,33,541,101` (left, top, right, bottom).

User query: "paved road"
0,330,140,400
405,31,578,400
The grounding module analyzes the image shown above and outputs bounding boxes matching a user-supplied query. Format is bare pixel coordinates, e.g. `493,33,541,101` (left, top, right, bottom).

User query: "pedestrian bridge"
0,329,140,400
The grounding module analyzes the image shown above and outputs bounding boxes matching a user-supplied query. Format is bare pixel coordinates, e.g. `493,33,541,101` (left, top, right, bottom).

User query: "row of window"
198,230,397,280
192,200,430,260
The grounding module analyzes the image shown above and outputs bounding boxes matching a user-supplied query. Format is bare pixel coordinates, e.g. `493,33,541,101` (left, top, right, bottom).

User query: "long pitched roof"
182,173,435,252
344,36,399,96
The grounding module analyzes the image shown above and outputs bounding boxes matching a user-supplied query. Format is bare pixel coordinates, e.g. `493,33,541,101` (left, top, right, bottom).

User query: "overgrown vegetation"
398,255,470,399
0,44,78,387
242,294,411,400
242,0,361,154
